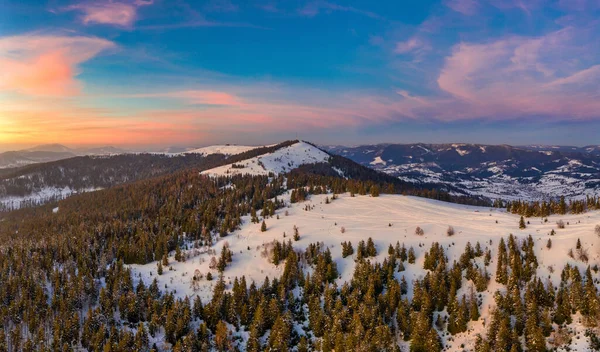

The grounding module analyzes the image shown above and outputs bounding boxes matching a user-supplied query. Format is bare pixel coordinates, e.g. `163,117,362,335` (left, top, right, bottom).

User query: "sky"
1,0,600,151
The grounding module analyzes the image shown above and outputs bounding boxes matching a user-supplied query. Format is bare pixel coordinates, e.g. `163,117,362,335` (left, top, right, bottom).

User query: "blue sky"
1,0,600,150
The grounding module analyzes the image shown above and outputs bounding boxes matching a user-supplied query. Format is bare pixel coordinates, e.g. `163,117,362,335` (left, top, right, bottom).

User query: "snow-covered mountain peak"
201,141,329,176
184,144,262,156
27,143,74,153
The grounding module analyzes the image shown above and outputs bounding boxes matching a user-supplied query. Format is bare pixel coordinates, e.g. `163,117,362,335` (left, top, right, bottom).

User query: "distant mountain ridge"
325,143,600,201
518,144,600,155
0,144,130,169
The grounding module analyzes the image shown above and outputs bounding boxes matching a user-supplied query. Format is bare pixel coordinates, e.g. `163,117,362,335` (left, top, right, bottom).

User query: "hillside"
1,143,599,351
201,141,330,177
0,153,224,210
326,143,600,201
0,144,129,169
184,145,262,156
0,141,303,210
130,192,600,351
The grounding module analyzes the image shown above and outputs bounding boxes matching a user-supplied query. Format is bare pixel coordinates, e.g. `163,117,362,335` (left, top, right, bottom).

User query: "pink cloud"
126,90,247,107
430,28,600,120
489,0,543,16
299,1,382,19
168,90,245,107
66,0,153,27
0,34,115,96
445,0,479,15
394,37,430,56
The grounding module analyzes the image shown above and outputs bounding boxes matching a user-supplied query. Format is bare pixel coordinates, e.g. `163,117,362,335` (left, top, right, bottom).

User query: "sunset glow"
2,0,600,149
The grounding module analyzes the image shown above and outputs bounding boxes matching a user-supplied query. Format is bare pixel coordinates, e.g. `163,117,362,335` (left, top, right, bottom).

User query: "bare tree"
209,256,217,269
190,269,202,291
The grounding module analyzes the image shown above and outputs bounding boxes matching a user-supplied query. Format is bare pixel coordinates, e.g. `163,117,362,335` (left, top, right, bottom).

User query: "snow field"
200,141,330,177
184,145,261,156
129,192,600,351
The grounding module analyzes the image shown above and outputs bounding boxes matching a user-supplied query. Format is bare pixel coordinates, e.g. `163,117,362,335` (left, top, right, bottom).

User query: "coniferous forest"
0,142,599,351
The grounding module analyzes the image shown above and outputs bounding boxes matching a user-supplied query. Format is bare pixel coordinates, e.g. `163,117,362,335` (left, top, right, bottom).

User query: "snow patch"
370,156,387,166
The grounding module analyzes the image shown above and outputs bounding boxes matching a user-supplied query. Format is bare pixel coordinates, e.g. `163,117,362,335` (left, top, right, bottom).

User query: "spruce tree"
408,247,416,264
366,237,377,257
496,238,508,284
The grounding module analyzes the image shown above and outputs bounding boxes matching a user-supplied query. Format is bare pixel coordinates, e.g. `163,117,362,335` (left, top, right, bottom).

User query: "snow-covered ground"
130,192,600,351
201,141,329,177
184,145,261,156
0,186,102,210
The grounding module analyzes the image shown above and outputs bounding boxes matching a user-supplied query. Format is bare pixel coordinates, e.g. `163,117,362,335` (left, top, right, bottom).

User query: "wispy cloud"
203,0,239,13
65,0,153,28
0,34,115,96
136,1,267,30
299,1,383,19
128,90,246,107
445,0,479,15
394,37,432,61
256,2,279,13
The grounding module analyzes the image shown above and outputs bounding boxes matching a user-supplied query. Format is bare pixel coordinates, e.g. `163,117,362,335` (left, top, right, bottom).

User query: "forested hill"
0,140,487,212
0,141,299,211
0,141,599,350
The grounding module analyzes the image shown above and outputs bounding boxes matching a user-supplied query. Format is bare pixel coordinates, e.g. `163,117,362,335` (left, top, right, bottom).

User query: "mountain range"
2,141,600,209
325,143,600,201
0,144,129,169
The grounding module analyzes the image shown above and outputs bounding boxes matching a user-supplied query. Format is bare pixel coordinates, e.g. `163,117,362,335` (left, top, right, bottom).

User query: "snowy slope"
0,186,102,211
184,145,261,156
201,141,330,176
130,192,600,351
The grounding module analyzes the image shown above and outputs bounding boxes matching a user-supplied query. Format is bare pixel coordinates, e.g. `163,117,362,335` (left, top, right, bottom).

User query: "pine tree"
496,238,508,284
134,323,149,351
217,246,229,272
214,320,231,352
366,237,377,257
341,241,354,258
297,336,309,352
247,324,262,352
408,247,416,264
261,220,267,232
370,185,380,197
519,216,526,229
474,334,491,352
193,295,203,320
268,312,292,351
175,246,182,261
469,287,480,321
0,330,7,352
356,240,366,261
